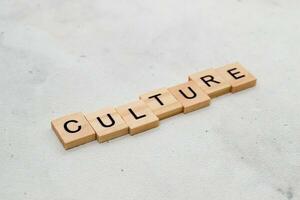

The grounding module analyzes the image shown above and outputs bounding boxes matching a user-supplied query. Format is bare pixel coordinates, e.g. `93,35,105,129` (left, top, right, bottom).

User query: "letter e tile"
216,63,257,93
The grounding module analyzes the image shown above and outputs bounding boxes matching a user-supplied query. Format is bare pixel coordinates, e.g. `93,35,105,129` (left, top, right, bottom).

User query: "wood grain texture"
139,87,183,120
217,63,257,93
51,112,95,149
168,81,211,114
116,100,159,135
85,107,129,143
189,68,231,98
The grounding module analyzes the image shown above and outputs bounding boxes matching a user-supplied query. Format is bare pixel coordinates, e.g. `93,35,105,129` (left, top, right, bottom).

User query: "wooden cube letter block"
85,107,129,143
189,68,231,98
116,100,159,135
168,81,211,113
139,88,183,120
51,112,96,149
216,62,257,93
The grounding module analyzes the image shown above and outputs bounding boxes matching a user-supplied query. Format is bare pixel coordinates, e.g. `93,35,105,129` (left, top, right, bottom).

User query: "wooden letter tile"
216,62,257,93
139,87,183,120
168,81,211,113
85,107,129,143
51,112,96,149
116,100,159,135
189,68,231,98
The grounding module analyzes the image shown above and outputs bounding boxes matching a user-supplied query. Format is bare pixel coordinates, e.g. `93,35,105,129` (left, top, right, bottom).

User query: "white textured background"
0,0,300,200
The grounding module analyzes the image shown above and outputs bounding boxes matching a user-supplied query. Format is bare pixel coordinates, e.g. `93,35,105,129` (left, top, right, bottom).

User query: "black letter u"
179,86,197,99
97,114,115,128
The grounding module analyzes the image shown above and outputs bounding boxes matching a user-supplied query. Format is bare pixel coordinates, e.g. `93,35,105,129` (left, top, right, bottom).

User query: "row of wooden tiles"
51,62,257,150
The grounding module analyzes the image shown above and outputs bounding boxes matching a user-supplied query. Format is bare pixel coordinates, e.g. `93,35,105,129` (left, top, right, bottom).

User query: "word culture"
51,63,257,150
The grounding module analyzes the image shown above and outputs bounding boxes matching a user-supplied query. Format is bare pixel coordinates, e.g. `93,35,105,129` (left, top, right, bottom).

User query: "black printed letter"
97,114,115,128
64,120,81,133
227,68,245,80
200,75,220,87
128,108,146,120
148,93,164,106
179,87,197,99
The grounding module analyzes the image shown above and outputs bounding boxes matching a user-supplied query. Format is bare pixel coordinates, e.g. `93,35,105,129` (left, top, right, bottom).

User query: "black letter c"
64,120,82,133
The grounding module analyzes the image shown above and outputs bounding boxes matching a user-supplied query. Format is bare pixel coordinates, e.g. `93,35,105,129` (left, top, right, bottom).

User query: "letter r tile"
139,87,183,120
168,81,211,114
189,68,231,98
85,107,129,143
116,100,159,135
51,112,96,150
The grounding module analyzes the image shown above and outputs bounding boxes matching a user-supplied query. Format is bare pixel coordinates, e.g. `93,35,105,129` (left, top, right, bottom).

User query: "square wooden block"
216,62,257,93
168,81,211,113
116,100,159,135
51,112,96,150
139,87,183,120
189,68,231,98
85,107,129,143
